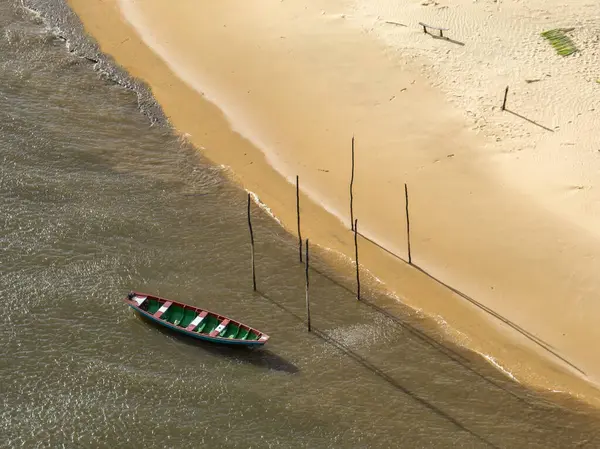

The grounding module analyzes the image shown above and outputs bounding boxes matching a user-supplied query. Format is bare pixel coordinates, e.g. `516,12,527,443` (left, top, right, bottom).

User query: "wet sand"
67,0,600,406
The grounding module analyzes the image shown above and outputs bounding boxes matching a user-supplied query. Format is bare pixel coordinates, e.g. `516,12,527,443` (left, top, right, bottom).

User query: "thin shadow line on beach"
264,233,529,403
257,289,502,449
428,33,465,46
306,262,528,404
505,109,554,132
354,231,585,377
384,21,408,27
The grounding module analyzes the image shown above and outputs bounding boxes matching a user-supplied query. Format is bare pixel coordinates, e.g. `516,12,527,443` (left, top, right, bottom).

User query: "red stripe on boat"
186,311,208,331
209,319,230,337
154,301,173,319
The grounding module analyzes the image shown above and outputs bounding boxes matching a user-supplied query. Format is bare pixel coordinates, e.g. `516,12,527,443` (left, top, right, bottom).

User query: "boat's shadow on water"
137,314,299,374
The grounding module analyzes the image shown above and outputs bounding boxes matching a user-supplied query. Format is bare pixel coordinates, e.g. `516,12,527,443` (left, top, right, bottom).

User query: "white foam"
246,190,282,227
479,353,519,383
19,0,42,19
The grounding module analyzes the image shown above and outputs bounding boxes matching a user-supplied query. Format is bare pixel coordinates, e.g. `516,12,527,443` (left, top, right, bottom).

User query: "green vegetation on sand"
541,29,578,56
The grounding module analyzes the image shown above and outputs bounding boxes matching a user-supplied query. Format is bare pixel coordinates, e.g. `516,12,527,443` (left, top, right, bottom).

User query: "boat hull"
124,291,269,346
129,306,267,347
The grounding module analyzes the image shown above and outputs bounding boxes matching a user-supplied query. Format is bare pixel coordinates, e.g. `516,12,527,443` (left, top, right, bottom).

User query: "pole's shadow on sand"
505,109,554,132
135,314,299,374
427,32,465,46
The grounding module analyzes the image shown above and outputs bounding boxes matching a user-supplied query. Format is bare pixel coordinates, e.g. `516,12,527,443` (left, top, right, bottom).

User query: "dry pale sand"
354,0,600,236
67,0,600,405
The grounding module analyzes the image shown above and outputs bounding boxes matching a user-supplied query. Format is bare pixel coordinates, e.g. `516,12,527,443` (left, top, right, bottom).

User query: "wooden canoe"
124,291,269,346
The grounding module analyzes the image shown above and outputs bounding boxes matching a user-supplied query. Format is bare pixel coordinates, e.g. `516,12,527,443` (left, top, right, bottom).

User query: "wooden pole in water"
350,136,355,231
501,86,509,111
305,239,311,332
296,175,302,263
247,193,256,291
354,218,360,301
404,183,412,265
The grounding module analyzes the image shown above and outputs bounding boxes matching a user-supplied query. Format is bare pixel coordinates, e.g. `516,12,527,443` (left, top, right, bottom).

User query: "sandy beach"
66,0,600,405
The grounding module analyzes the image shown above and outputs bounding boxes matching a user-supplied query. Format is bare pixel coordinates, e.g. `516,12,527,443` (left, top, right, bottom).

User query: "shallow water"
2,1,600,447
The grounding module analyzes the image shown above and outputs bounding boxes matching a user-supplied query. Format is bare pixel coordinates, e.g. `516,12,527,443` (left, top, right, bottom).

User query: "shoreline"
66,0,600,407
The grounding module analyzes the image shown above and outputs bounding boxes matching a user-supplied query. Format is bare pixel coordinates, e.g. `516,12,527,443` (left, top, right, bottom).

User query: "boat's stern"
124,291,148,309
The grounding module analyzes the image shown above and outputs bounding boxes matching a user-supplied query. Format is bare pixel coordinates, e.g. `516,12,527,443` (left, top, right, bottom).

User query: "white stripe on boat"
133,296,147,305
189,315,205,327
214,323,227,334
158,305,169,313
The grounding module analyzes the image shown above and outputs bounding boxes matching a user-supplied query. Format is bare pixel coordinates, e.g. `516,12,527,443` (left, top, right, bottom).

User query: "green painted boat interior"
200,315,219,334
139,298,261,340
223,324,239,338
147,299,160,314
163,305,185,325
236,328,250,340
180,309,197,328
